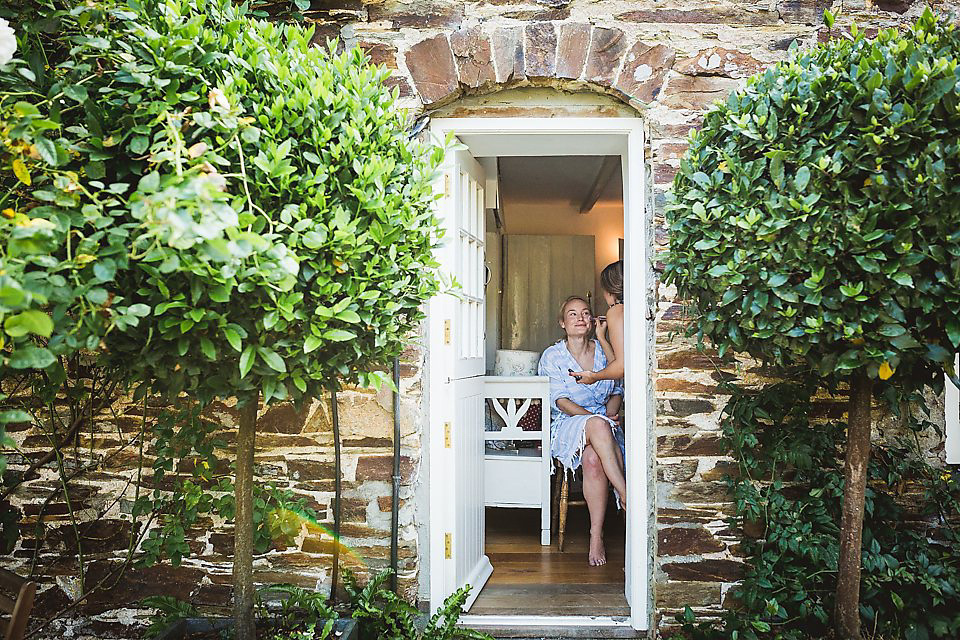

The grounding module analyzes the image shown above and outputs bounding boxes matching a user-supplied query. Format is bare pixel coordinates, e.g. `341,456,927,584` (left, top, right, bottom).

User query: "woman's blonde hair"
600,260,624,303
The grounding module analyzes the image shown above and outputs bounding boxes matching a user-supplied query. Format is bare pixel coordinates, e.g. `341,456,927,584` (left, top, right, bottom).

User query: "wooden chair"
0,568,36,640
551,461,586,551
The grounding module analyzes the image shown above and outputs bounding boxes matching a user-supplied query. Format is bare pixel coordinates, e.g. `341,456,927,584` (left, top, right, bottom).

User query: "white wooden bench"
483,376,551,546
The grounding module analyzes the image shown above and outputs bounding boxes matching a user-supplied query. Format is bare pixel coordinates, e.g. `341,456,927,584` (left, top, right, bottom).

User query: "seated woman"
538,295,626,567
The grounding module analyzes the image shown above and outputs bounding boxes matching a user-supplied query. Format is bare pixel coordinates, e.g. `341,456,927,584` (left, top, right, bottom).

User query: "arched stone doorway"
420,99,654,633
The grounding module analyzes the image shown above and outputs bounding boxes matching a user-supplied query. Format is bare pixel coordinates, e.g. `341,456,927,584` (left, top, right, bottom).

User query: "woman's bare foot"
588,529,607,566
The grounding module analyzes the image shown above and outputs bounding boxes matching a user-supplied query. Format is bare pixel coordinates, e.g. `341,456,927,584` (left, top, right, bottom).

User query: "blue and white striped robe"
537,339,625,474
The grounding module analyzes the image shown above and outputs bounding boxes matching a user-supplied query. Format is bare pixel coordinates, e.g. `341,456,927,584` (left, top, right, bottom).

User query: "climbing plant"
665,10,960,637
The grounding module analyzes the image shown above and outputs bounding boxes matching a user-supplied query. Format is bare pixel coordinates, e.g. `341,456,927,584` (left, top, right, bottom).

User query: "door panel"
446,148,491,610
454,150,486,380
454,376,492,610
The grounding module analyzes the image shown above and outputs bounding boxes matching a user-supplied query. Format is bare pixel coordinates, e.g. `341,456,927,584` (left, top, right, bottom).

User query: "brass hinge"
443,319,451,345
444,532,452,559
444,421,452,448
444,174,451,197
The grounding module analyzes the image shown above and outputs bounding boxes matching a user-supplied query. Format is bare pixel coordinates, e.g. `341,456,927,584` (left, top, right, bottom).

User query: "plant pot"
155,617,358,640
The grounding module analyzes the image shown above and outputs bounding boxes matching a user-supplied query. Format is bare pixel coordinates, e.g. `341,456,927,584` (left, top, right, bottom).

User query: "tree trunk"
234,391,259,640
834,371,873,640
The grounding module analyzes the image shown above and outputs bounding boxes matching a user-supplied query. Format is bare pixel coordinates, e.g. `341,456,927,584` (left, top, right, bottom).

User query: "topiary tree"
664,10,960,639
1,1,446,637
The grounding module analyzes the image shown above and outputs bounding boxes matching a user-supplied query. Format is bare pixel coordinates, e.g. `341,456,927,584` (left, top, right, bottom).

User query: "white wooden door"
431,117,651,631
442,148,492,611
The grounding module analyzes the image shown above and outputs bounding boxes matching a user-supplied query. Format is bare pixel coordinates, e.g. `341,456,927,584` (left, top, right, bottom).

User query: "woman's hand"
569,369,599,385
596,315,609,342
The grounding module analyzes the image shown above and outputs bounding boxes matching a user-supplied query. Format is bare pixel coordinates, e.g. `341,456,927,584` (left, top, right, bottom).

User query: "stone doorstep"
474,624,646,639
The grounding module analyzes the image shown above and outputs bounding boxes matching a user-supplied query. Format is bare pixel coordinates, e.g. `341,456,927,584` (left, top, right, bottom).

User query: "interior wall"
501,199,624,313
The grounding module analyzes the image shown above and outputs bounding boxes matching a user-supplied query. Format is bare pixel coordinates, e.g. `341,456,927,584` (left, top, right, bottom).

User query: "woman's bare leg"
581,446,608,566
584,417,627,502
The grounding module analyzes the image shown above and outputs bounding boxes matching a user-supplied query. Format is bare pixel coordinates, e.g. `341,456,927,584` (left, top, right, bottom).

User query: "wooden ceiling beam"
578,156,620,214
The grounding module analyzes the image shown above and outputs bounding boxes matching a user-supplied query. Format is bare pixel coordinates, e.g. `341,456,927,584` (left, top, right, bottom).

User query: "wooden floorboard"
472,506,629,617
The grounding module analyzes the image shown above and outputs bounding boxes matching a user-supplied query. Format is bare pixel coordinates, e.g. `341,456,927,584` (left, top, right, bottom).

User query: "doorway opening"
425,117,651,632
473,155,627,617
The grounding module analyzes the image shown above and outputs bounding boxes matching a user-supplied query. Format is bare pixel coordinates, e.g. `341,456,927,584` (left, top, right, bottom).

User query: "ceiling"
496,155,623,211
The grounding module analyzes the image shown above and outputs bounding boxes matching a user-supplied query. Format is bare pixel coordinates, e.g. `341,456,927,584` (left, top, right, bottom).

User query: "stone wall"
5,345,426,638
7,1,960,637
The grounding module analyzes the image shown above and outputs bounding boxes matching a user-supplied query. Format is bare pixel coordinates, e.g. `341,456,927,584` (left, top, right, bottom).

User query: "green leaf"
840,282,864,297
209,284,231,303
824,8,835,28
0,410,32,424
891,591,904,610
707,265,731,277
293,375,307,393
33,137,59,166
927,343,952,364
336,309,361,323
947,318,960,348
93,261,116,282
8,345,56,369
770,153,785,188
86,161,106,180
258,347,287,372
241,127,261,144
891,272,914,287
240,345,256,378
767,273,789,288
890,333,921,349
878,323,905,337
63,84,89,103
224,328,242,352
129,135,150,154
794,166,810,191
691,172,711,189
4,311,54,338
322,329,356,342
201,337,217,360
303,335,322,353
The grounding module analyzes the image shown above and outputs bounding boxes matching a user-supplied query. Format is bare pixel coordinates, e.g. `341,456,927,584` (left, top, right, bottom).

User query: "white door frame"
425,117,652,631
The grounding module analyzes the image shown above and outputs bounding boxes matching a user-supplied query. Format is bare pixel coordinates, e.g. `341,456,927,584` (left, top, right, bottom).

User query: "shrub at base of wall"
670,381,960,640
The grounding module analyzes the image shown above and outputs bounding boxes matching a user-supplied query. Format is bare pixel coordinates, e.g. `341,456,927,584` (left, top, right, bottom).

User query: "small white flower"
207,87,230,110
0,18,16,67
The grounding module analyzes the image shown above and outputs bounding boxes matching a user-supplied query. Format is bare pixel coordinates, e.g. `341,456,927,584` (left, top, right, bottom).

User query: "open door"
429,148,491,613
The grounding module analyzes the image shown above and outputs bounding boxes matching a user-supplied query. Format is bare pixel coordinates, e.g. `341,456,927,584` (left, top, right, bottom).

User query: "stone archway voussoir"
403,21,677,109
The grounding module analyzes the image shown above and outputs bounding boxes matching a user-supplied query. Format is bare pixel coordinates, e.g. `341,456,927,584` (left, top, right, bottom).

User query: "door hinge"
444,174,451,197
444,532,452,559
443,319,451,345
444,421,452,448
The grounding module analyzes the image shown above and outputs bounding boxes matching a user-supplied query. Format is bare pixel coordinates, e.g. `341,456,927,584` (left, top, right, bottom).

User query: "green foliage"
133,406,318,567
665,9,960,386
674,382,960,640
344,568,493,640
142,588,339,640
0,0,445,407
142,571,493,640
142,595,199,639
258,584,336,631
